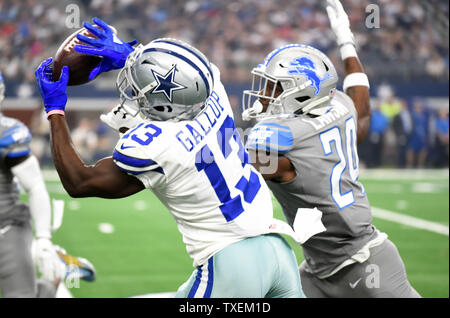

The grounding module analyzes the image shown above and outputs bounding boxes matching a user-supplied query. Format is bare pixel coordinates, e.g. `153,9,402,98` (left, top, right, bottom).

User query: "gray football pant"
0,222,57,298
299,239,421,298
0,222,36,297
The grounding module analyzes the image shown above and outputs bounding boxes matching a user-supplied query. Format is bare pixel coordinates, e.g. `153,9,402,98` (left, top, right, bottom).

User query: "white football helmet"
242,44,338,121
116,38,214,121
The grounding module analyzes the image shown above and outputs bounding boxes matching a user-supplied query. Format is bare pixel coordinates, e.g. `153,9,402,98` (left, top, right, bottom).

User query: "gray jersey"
246,91,377,278
0,115,32,227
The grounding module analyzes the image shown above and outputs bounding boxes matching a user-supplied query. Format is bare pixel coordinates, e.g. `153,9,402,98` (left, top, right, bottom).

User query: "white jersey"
112,65,277,267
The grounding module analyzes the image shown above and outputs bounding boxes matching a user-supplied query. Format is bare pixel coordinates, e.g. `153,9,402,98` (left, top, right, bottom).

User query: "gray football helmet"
0,71,5,106
242,44,338,121
116,38,214,121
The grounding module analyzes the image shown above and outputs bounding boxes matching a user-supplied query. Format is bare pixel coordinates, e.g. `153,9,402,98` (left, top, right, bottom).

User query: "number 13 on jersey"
196,116,261,222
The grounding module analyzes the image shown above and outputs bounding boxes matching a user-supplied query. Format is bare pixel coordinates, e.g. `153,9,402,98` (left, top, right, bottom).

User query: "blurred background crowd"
0,0,448,168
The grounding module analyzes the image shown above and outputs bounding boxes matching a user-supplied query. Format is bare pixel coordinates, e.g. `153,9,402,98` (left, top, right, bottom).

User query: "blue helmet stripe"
262,44,306,67
152,39,214,84
142,47,211,96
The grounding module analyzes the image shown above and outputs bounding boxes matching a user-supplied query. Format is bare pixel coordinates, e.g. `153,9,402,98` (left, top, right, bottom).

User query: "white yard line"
359,169,449,180
372,206,449,236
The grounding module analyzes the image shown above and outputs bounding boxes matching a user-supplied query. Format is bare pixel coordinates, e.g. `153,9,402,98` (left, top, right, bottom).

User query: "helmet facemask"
117,44,156,118
243,68,291,121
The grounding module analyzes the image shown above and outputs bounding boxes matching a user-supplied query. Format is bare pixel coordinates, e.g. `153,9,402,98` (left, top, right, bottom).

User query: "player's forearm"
326,0,371,143
48,114,144,199
48,114,94,197
343,56,371,144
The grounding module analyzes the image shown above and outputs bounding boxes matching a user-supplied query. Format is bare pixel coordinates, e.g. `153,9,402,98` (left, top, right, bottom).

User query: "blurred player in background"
34,18,306,298
243,0,420,297
0,71,95,298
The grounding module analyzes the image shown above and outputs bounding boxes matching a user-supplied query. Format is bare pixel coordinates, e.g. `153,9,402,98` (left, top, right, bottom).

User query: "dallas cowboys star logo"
150,65,186,103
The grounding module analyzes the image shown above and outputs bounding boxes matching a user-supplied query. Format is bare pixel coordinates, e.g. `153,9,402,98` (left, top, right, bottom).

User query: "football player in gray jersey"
0,72,95,297
243,0,420,298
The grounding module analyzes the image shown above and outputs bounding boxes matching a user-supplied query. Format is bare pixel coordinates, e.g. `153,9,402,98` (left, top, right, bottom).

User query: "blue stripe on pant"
187,257,214,298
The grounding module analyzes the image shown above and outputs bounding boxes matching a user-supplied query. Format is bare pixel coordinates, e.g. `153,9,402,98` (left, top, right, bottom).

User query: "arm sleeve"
11,155,52,239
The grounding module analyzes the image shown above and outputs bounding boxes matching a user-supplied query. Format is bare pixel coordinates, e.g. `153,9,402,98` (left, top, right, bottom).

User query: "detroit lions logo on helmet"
288,57,331,96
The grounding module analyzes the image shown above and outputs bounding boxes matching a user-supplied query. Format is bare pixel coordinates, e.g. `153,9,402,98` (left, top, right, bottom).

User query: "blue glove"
35,58,69,117
74,17,138,81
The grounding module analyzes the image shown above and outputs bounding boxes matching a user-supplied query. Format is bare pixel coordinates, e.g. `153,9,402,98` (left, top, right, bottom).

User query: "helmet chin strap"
301,95,332,114
119,98,140,117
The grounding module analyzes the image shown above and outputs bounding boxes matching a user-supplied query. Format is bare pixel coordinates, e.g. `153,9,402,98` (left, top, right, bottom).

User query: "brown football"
52,25,117,86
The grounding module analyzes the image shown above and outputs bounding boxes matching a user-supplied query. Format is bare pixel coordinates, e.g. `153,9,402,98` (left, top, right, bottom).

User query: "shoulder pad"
246,122,293,154
112,123,165,175
333,90,356,114
0,123,31,157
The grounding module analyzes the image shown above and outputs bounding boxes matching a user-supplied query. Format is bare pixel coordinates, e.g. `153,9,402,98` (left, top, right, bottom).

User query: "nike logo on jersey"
120,143,135,150
349,278,362,289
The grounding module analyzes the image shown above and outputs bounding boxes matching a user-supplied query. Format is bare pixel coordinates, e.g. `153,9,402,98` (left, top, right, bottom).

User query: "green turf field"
25,169,449,298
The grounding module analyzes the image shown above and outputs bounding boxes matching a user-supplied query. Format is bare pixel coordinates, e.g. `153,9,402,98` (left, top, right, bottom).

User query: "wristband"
343,72,370,92
339,43,358,60
46,109,65,119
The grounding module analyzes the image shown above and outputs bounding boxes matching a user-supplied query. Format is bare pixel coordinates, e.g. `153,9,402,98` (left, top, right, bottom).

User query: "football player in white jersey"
0,72,95,297
35,18,305,298
242,0,420,297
